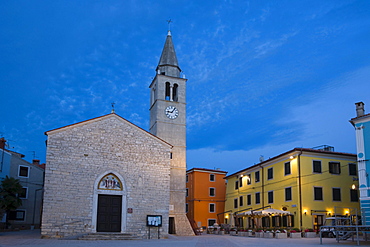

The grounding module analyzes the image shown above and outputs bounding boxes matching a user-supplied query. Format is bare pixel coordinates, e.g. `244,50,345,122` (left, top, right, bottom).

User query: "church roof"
157,31,180,71
44,113,173,148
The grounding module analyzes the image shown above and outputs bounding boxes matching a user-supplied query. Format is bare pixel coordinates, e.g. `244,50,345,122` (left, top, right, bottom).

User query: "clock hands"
165,106,178,119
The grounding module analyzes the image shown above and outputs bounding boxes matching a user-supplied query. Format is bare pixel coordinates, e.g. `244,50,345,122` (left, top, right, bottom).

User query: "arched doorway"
92,172,127,233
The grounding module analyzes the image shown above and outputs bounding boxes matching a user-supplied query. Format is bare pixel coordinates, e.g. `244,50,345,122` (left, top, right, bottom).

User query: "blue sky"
1,0,370,174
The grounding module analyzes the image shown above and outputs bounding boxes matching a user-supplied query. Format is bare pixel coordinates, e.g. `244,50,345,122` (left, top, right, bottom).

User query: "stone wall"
41,114,171,239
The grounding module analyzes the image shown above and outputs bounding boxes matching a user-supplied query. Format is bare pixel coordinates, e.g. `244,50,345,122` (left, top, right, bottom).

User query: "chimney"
355,102,365,117
32,159,40,165
0,138,6,150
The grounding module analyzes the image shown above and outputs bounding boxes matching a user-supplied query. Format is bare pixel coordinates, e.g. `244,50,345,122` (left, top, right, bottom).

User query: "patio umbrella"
236,210,253,216
229,213,235,227
253,208,291,215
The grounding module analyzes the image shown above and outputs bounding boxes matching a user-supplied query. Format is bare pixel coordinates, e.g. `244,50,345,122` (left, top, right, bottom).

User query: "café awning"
253,208,291,215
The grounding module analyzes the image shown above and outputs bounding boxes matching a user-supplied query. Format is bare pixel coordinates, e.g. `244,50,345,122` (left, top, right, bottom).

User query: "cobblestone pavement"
0,230,369,247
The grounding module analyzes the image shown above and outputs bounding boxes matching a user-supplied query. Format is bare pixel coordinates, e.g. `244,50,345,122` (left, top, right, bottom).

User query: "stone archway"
92,171,127,233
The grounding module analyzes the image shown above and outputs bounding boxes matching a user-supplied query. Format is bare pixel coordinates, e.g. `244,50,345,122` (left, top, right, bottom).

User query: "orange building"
186,168,228,230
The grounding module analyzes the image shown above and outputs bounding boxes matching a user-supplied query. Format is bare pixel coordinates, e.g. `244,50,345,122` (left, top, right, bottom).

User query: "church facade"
41,31,193,238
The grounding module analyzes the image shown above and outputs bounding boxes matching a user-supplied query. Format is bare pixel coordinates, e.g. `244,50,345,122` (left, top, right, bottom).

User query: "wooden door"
169,217,176,234
97,195,122,232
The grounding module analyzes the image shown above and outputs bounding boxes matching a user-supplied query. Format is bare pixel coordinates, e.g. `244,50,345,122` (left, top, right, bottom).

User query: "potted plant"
246,229,254,237
275,229,288,239
290,228,302,238
264,229,274,238
304,229,317,238
219,227,225,235
230,228,237,236
255,228,264,238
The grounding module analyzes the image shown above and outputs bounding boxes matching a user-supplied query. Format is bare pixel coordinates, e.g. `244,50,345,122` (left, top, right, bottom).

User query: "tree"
0,176,23,228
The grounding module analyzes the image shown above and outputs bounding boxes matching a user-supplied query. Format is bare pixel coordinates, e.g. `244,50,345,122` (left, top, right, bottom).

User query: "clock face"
165,105,179,119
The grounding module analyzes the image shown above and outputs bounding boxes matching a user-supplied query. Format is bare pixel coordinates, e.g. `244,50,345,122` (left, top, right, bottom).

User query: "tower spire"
156,28,181,78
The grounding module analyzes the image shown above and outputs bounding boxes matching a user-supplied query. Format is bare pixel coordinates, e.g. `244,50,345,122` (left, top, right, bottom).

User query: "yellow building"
224,147,360,231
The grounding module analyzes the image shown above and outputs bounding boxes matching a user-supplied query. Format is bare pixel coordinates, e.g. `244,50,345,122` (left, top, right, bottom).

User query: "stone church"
41,31,194,239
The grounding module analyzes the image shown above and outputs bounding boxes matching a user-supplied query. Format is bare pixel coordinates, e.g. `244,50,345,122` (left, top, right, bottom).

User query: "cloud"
254,31,298,58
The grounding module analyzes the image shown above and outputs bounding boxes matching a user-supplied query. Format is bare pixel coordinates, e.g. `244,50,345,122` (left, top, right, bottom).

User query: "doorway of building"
169,217,176,234
313,214,324,231
97,194,122,232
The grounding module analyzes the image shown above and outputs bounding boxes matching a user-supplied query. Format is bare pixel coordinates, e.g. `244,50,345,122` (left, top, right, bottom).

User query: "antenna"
30,151,37,159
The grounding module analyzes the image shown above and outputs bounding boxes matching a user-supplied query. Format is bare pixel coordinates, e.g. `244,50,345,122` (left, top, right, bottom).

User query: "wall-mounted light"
345,210,349,216
290,155,294,159
352,184,357,190
303,209,307,215
327,211,331,216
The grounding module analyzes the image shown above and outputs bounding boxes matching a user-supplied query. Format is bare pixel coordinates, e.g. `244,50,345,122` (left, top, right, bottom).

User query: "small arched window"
173,84,178,102
165,82,171,101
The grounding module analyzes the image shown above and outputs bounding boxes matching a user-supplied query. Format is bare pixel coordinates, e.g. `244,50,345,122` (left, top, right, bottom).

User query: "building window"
209,188,215,197
186,203,188,213
165,82,171,100
348,163,357,176
247,194,251,205
267,168,273,180
186,188,189,197
209,203,215,213
284,162,291,175
268,191,274,204
329,162,341,174
350,189,359,202
235,180,239,190
313,160,322,173
173,83,178,102
285,187,292,201
234,198,238,208
255,171,260,182
239,177,243,188
8,210,25,221
239,196,243,207
210,174,215,181
314,187,323,201
255,192,261,204
19,187,28,199
186,175,188,183
18,166,29,178
208,219,216,227
332,188,341,201
247,174,251,185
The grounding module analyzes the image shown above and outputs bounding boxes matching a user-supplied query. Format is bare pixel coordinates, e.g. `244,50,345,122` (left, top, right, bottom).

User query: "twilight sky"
1,0,370,174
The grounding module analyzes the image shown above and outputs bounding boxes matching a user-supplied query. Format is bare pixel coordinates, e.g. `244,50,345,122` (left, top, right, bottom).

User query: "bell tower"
149,30,193,235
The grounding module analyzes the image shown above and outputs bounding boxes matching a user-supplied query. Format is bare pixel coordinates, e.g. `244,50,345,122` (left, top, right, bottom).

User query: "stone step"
78,232,140,240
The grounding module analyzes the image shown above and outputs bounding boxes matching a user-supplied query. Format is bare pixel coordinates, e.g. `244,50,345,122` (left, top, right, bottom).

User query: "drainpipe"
297,149,303,230
261,165,264,208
